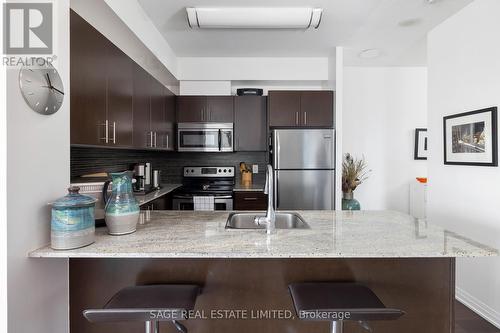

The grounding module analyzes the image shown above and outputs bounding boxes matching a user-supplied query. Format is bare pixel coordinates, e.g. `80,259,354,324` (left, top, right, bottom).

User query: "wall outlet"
252,164,259,174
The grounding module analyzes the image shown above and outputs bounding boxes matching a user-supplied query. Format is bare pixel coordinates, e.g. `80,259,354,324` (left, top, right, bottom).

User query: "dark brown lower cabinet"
234,191,268,210
70,258,455,333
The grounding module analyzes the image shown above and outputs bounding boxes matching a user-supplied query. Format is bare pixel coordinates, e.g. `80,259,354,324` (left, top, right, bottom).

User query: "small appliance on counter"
153,170,161,189
69,181,110,227
50,186,96,250
133,162,153,194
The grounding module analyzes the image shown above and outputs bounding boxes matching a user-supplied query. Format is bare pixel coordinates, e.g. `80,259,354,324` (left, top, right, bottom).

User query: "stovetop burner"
173,166,235,198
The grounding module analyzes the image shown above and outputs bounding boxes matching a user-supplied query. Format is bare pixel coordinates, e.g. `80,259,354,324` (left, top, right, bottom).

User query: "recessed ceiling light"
398,18,422,27
358,49,381,59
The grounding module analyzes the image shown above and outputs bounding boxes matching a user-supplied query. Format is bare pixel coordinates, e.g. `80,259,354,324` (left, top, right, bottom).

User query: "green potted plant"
342,153,370,210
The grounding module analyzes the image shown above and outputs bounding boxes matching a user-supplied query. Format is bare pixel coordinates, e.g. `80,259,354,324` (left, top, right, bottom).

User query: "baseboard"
456,287,500,329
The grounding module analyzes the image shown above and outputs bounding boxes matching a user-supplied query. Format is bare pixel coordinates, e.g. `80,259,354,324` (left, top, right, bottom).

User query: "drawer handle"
243,197,258,201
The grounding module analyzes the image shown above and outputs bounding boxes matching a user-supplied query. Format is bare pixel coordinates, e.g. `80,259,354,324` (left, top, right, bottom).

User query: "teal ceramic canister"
103,171,140,235
51,186,96,250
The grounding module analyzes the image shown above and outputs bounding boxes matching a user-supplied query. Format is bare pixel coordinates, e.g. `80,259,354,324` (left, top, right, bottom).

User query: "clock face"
19,64,64,115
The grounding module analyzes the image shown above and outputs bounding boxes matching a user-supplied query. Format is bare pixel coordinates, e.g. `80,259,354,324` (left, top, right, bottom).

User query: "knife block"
241,172,252,186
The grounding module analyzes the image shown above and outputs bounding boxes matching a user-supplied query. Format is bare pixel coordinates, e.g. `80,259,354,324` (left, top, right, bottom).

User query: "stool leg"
173,320,188,333
145,321,160,333
331,321,343,333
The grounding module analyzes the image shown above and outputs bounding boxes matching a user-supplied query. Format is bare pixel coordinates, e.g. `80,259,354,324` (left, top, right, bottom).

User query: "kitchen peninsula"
31,210,497,333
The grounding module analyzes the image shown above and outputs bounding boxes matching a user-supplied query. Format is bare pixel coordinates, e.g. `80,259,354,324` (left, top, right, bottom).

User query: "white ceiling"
138,0,472,66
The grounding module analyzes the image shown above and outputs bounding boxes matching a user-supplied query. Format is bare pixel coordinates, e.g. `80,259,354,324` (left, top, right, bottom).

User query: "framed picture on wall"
443,107,498,166
414,128,428,160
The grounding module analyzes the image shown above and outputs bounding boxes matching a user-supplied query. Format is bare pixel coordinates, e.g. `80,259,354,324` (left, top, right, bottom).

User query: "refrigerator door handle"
274,171,279,209
273,131,280,170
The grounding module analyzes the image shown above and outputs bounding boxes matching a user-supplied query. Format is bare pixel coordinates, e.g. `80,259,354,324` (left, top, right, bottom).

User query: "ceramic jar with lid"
51,186,96,250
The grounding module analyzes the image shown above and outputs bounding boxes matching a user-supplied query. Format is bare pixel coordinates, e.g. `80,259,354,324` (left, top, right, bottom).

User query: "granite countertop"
30,210,498,259
135,184,181,206
233,182,265,192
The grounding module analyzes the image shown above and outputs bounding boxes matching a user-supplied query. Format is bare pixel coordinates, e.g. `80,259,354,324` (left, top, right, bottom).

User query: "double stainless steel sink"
225,212,309,230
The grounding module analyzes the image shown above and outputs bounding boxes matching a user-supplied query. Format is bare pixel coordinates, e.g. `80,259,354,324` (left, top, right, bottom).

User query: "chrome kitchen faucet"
254,164,276,234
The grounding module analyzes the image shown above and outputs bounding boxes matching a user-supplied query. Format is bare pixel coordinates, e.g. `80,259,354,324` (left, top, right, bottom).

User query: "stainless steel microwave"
177,123,234,152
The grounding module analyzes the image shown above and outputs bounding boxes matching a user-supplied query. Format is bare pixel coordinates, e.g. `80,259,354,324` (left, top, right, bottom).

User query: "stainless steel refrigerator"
272,129,335,210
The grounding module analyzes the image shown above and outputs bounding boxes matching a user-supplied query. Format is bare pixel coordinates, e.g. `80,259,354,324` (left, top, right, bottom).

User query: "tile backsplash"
71,147,268,184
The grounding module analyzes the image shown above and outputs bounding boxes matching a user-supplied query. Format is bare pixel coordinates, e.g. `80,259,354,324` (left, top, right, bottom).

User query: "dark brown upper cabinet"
234,96,267,151
71,10,175,150
106,42,134,147
206,96,234,122
300,91,334,127
71,10,134,147
177,96,233,123
268,91,301,127
70,10,107,146
268,90,334,128
163,87,176,151
132,64,174,151
177,96,206,122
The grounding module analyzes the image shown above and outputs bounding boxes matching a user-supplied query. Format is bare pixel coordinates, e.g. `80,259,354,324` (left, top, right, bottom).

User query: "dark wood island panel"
70,258,455,333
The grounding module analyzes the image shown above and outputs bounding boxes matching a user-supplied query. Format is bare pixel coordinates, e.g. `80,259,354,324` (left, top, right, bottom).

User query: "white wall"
71,0,179,94
334,47,343,210
427,0,500,327
6,1,70,333
1,5,8,330
343,67,427,212
180,81,232,96
178,57,329,81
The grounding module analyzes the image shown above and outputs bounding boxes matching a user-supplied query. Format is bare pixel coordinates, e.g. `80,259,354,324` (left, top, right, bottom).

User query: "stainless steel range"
172,166,235,210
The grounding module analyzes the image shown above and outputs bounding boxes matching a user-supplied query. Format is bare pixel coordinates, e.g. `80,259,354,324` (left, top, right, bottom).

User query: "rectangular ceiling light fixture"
186,7,323,29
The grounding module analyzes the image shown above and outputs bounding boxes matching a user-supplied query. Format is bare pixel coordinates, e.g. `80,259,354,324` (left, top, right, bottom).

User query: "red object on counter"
416,177,428,184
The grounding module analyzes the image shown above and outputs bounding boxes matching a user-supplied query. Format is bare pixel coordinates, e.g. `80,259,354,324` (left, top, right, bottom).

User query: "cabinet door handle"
153,132,157,147
166,134,169,149
304,111,307,125
149,131,154,147
112,121,116,144
295,112,299,125
99,120,109,143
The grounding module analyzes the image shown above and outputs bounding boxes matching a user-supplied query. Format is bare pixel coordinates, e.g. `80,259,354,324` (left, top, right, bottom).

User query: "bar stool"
84,284,200,333
289,282,404,332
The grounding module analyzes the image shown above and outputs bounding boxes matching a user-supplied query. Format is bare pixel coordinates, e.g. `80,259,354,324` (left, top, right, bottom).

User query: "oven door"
173,196,233,211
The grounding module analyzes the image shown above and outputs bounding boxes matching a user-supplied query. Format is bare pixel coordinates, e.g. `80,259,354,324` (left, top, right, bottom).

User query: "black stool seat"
84,284,200,323
289,283,404,322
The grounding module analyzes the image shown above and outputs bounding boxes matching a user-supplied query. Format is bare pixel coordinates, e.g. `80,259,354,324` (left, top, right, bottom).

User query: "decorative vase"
50,186,96,250
342,192,361,211
103,171,139,235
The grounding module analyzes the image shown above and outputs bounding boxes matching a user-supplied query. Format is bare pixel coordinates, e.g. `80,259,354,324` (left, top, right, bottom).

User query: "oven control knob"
218,169,222,173
191,169,194,173
223,169,227,173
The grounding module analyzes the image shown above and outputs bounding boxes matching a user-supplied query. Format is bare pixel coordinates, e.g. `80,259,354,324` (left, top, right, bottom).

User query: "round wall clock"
18,64,64,115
